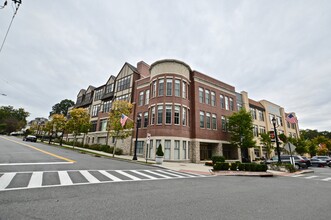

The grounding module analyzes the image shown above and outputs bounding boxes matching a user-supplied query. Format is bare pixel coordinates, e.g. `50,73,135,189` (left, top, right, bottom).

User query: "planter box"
155,156,163,164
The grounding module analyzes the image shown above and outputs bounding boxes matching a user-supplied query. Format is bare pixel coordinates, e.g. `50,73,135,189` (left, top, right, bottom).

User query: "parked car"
301,156,311,167
266,155,307,169
310,158,328,167
311,156,331,167
23,135,37,142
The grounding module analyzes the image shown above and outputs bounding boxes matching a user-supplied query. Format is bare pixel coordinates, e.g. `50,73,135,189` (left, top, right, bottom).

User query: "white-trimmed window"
152,81,156,97
221,116,227,131
253,125,259,137
182,81,187,98
151,106,155,125
200,111,205,128
103,100,112,113
145,90,150,105
138,91,144,106
258,110,264,121
206,112,211,129
165,105,172,124
174,105,180,125
175,79,180,97
144,112,148,127
229,98,234,111
92,105,100,117
199,87,204,103
182,107,187,126
212,114,217,130
174,140,180,160
157,105,163,124
205,90,210,105
211,91,216,106
225,96,229,110
250,108,257,120
259,126,266,135
220,95,225,108
158,79,164,96
166,79,172,96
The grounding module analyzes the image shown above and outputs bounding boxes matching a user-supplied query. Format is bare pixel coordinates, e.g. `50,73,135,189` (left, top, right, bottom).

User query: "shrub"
211,156,225,165
156,144,164,156
238,163,245,171
230,163,237,171
214,162,229,171
285,164,296,173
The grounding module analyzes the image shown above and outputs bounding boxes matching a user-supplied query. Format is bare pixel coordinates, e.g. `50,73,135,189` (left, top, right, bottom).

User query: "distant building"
68,59,300,163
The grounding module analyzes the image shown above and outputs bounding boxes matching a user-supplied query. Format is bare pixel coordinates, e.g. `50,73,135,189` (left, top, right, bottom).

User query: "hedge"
214,162,267,172
211,156,225,165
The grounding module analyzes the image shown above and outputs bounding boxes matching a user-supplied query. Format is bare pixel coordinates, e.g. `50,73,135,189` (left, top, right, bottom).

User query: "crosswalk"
0,169,206,192
291,174,331,182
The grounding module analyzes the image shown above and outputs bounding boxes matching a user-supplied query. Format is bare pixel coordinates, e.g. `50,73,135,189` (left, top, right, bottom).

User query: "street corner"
212,170,274,177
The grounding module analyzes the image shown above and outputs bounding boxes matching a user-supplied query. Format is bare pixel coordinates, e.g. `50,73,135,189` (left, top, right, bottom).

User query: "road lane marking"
58,171,73,185
144,170,172,178
305,176,318,179
292,174,305,177
28,172,43,188
99,170,123,182
79,171,100,183
0,136,75,163
164,169,199,177
0,173,16,189
130,170,157,180
156,170,185,178
115,170,141,181
0,169,208,191
321,177,331,181
0,162,74,166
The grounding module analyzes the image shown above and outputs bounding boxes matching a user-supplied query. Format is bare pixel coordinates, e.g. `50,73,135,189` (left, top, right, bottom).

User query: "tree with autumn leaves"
107,100,134,157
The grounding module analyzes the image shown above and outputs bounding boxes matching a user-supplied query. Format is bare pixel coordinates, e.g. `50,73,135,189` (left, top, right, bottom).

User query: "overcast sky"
0,0,330,131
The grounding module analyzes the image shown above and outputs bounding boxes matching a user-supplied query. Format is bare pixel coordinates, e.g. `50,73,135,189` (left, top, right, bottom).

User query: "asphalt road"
0,135,154,172
1,135,331,220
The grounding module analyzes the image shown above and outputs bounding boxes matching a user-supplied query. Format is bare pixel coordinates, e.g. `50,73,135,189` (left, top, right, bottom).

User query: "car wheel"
295,164,300,169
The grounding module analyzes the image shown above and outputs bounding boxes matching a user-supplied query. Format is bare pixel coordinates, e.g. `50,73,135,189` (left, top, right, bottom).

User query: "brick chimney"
137,61,150,78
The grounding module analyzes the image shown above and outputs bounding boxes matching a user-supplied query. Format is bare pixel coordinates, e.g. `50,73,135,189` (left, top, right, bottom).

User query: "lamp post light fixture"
272,117,282,163
132,115,141,160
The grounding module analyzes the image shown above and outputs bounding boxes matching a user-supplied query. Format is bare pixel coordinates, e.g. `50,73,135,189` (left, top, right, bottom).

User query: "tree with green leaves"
259,133,273,159
49,99,75,117
66,108,91,147
107,100,134,157
227,109,256,162
50,114,67,145
0,106,30,134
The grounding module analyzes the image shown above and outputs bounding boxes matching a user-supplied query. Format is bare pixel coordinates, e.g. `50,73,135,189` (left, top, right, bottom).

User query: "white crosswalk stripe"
80,170,100,183
291,174,331,182
28,172,43,188
304,175,318,179
0,173,16,189
321,177,331,181
0,169,205,191
58,171,73,185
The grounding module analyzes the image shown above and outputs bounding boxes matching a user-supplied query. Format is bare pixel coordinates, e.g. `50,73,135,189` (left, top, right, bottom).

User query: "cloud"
0,0,330,131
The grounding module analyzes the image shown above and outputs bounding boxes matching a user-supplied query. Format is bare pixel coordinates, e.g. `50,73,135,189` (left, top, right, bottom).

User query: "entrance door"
200,143,212,160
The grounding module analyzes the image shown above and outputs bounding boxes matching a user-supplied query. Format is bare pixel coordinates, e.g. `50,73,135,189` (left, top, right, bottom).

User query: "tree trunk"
112,131,120,157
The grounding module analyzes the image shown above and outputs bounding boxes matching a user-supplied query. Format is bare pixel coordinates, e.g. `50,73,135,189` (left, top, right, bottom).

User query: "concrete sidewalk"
53,142,313,177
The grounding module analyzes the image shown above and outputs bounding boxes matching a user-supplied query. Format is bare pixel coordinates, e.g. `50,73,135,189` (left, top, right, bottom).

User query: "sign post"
146,133,151,163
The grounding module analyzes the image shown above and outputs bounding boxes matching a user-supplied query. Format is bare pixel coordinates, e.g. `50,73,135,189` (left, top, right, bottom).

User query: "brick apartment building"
68,59,300,163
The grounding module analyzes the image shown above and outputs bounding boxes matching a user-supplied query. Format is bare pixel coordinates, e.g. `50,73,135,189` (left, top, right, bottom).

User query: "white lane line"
0,173,16,189
157,170,185,178
99,171,123,182
144,170,172,178
305,176,318,179
58,171,73,185
115,170,141,181
164,170,200,177
130,170,157,180
0,162,74,166
292,174,305,177
321,177,331,181
28,172,43,188
79,171,100,183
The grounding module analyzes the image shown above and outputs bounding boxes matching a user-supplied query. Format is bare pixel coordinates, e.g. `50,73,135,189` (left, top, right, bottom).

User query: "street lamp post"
132,115,141,160
272,117,282,163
